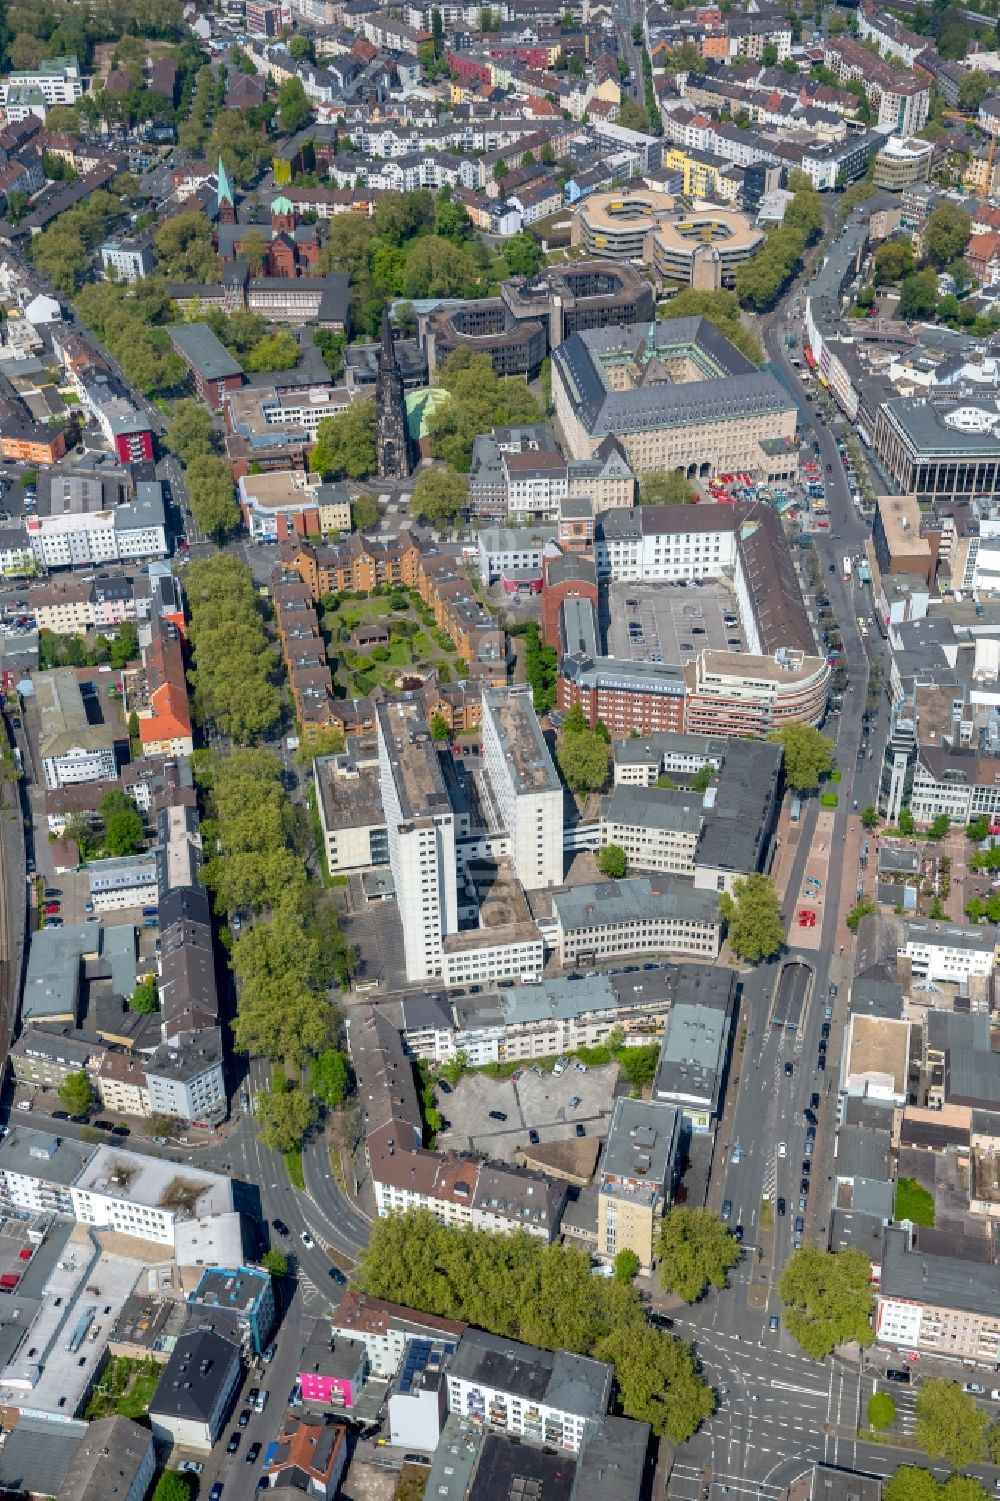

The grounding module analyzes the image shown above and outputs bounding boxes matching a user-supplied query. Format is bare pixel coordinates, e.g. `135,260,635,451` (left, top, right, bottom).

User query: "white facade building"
377,701,458,982
0,56,82,106
902,920,998,984
481,686,563,890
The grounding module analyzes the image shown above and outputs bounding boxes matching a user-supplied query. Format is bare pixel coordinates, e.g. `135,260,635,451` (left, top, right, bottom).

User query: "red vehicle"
0,1274,20,1291
43,902,59,915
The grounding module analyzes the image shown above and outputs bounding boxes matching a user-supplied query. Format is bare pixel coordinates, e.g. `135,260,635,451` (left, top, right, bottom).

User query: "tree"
960,69,992,110
428,349,542,471
261,1249,289,1276
352,495,379,531
658,1207,742,1303
883,1471,945,1501
186,454,240,539
504,230,543,278
5,188,27,225
719,874,784,962
436,197,471,244
690,764,713,793
111,622,140,670
278,76,311,133
596,1324,716,1443
557,725,610,794
640,470,697,505
614,1249,640,1282
899,808,915,836
154,211,219,281
166,400,216,464
311,400,376,480
861,805,880,829
255,1083,318,1152
928,813,951,840
915,1380,988,1467
151,1475,194,1501
761,40,779,64
868,1392,896,1430
768,722,835,791
60,1071,95,1116
779,1245,875,1360
186,557,282,743
988,1425,1000,1465
923,202,971,267
289,33,316,61
244,329,299,373
597,844,627,879
430,711,451,742
309,1048,349,1106
619,98,650,131
874,239,915,285
131,976,160,1014
900,268,939,320
403,236,480,299
100,789,145,857
412,466,468,530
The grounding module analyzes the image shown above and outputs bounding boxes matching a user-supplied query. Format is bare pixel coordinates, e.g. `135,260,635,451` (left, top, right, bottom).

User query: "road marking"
771,1382,827,1398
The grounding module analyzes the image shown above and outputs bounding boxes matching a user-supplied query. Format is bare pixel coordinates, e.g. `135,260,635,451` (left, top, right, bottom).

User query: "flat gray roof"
0,1125,95,1185
881,1225,1000,1315
601,1096,679,1188
0,1415,87,1499
483,687,561,795
448,1329,611,1417
552,876,719,932
603,784,702,834
169,322,244,381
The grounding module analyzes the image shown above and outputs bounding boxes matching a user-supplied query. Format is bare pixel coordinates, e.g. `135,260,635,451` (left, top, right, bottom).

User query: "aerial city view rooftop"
0,0,999,1498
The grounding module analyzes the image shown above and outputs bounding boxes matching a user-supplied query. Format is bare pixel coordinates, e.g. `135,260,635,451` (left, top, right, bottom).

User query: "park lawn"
386,641,413,666
895,1176,935,1226
85,1355,161,1420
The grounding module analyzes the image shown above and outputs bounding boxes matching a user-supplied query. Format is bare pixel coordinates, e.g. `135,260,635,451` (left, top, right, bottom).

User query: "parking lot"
605,579,744,667
436,1063,619,1163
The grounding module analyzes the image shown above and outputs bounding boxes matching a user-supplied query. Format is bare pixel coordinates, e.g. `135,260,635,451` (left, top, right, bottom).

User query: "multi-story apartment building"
26,477,167,568
481,686,563,890
35,667,119,790
0,55,82,107
376,700,458,981
877,1226,1000,1365
597,1097,680,1275
446,1331,611,1452
902,918,999,985
600,784,702,874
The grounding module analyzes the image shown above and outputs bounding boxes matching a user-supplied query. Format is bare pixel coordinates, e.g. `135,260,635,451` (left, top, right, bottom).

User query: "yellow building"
664,146,719,199
596,1098,680,1275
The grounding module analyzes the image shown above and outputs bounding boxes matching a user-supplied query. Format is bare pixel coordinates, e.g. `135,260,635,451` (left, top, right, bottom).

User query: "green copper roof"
216,156,234,207
271,193,293,214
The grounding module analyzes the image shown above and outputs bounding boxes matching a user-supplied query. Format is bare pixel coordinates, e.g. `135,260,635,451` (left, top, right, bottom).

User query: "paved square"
605,579,744,667
436,1063,619,1163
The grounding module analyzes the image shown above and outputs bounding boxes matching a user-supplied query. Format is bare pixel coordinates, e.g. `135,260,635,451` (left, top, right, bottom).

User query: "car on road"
209,1486,223,1501
575,1123,586,1137
247,1442,262,1465
794,1216,804,1233
817,1057,826,1072
722,1199,732,1220
778,1142,787,1157
226,1433,241,1454
248,1388,259,1407
179,1461,204,1474
784,1062,794,1077
769,1315,780,1332
528,1129,540,1145
800,1177,810,1194
821,1023,830,1039
238,1409,251,1428
798,1195,808,1211
811,1093,820,1109
300,1231,314,1249
488,1110,507,1121
777,1197,786,1216
992,1389,1000,1401
818,1038,828,1054
93,1120,114,1131
885,1369,910,1384
52,1110,68,1120
828,984,837,998
965,1383,986,1396
733,1225,743,1243
272,1220,289,1237
731,1146,741,1164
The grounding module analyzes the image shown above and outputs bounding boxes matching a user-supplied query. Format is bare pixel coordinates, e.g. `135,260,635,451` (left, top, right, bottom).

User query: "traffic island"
748,1197,774,1310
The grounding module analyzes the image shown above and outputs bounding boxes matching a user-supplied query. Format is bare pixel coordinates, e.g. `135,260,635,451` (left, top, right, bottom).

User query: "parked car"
179,1461,204,1474
769,1316,780,1332
885,1369,910,1385
238,1409,252,1429
777,1197,786,1216
575,1123,586,1137
247,1442,262,1465
488,1110,507,1122
226,1433,240,1454
528,1129,540,1145
794,1216,804,1234
568,1096,581,1109
722,1199,732,1220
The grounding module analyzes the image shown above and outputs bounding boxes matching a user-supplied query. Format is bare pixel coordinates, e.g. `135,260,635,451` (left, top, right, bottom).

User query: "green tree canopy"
166,399,216,463
130,976,160,1014
311,400,377,480
358,1209,714,1443
278,76,312,132
874,239,915,285
186,556,282,742
658,1207,742,1302
309,1048,349,1106
428,348,542,471
914,1380,988,1467
640,469,697,505
614,1249,640,1282
244,329,300,374
556,724,611,794
412,466,468,530
504,230,543,277
597,844,627,879
900,268,940,320
960,69,992,109
59,1071,95,1116
151,1474,194,1501
186,453,240,540
154,211,219,281
261,1249,289,1276
923,202,971,268
719,873,784,962
779,1245,875,1359
255,1082,318,1152
768,722,835,791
